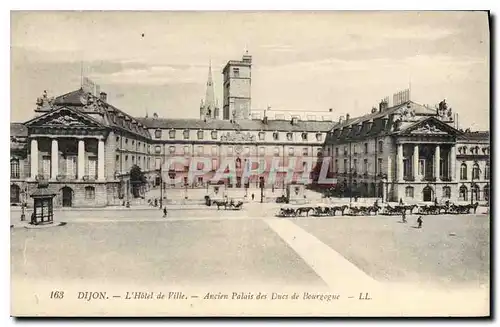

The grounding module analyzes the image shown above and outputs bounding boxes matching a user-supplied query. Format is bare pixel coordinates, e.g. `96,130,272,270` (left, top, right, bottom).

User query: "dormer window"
301,132,308,141
258,131,265,140
211,130,218,140
155,129,162,139
183,130,190,140
169,130,176,139
286,132,293,141
197,130,204,140
316,133,322,141
273,132,279,140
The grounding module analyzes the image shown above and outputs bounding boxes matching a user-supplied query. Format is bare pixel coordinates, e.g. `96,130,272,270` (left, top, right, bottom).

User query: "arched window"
485,163,490,180
459,185,468,201
84,186,95,200
484,184,489,202
472,184,480,201
442,186,451,199
10,159,20,179
460,163,468,180
405,186,414,198
472,163,480,180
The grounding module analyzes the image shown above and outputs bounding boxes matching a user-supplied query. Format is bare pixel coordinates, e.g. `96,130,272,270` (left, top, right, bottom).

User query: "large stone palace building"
10,53,490,207
324,98,490,204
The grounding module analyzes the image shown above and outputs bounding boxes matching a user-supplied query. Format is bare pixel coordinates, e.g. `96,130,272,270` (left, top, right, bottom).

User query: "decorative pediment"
401,117,461,136
410,122,448,135
220,131,256,142
25,107,105,129
394,103,418,122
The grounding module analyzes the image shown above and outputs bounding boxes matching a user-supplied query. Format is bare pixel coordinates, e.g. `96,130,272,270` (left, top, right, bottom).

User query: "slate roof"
325,101,454,143
53,88,150,138
136,117,336,132
10,122,28,137
458,131,490,141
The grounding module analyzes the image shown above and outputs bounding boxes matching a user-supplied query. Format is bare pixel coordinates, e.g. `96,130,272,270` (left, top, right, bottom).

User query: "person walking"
251,193,255,201
163,206,168,218
402,210,407,223
417,216,423,228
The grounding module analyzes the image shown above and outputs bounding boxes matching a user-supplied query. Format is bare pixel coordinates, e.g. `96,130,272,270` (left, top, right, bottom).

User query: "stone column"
30,138,39,179
450,144,456,181
434,145,441,181
51,138,59,180
98,138,105,181
413,144,419,181
397,144,404,181
78,138,85,179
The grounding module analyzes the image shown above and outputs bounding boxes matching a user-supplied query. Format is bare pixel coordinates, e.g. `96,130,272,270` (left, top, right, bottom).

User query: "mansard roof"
136,117,335,133
10,122,28,137
326,100,452,143
52,88,151,139
457,131,490,141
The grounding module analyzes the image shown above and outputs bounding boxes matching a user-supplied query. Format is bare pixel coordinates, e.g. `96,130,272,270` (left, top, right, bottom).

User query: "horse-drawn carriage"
211,199,244,210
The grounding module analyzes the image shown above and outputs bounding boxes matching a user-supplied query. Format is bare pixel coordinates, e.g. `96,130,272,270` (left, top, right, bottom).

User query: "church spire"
205,60,216,111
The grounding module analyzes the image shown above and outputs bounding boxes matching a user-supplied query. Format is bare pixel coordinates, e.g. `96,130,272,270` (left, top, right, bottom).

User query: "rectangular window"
364,143,368,154
169,146,175,154
259,132,265,140
87,156,97,179
197,130,204,140
353,159,358,173
85,187,95,200
419,159,425,176
233,67,240,77
288,147,294,156
155,146,162,154
335,147,339,156
286,133,293,141
344,146,348,155
378,158,383,174
10,159,19,179
405,187,414,198
303,147,309,156
183,130,190,140
211,131,218,140
335,159,338,173
316,133,322,141
169,130,176,139
343,159,348,173
364,159,368,173
155,158,162,170
197,146,204,155
301,133,308,141
274,147,280,157
183,146,190,155
273,132,279,141
42,156,51,178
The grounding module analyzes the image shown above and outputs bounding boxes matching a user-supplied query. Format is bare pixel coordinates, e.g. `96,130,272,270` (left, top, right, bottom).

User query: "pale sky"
10,11,490,130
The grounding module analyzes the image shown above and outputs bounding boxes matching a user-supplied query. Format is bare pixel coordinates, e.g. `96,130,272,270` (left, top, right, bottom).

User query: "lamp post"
20,186,27,221
159,162,163,209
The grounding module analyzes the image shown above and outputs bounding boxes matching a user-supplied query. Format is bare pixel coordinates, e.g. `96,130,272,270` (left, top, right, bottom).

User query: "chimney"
339,115,344,124
99,92,107,102
379,99,388,112
263,116,268,125
291,117,298,125
329,108,333,112
346,113,350,121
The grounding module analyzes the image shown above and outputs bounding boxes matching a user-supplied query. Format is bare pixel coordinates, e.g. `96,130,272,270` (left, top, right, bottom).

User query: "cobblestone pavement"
11,206,489,291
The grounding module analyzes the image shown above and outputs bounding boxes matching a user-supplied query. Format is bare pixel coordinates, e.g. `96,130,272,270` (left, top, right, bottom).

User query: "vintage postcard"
10,11,490,317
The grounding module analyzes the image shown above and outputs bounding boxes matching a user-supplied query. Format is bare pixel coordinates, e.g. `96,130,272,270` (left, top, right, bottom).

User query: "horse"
296,207,314,217
212,200,228,210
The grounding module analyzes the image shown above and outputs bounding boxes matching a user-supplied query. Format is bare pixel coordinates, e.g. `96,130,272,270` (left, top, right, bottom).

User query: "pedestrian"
417,216,423,228
399,198,403,205
251,193,255,201
402,211,407,223
163,207,167,218
154,198,158,207
434,198,438,206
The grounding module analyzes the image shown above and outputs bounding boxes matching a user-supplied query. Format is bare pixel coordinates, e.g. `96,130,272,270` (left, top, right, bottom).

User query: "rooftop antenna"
145,107,149,118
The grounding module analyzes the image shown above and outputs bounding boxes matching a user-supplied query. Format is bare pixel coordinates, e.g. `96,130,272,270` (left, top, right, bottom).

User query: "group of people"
401,210,423,228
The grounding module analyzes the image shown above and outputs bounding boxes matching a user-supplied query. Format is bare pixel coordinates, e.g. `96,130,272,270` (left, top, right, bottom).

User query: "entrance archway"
422,186,433,202
10,184,20,204
61,186,74,207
